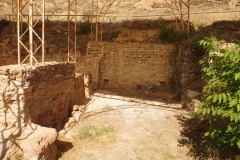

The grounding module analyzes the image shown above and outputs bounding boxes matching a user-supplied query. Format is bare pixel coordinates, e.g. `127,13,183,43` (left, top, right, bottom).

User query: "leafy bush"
136,84,142,89
198,37,240,157
0,19,10,30
77,21,91,35
159,25,187,43
108,29,120,39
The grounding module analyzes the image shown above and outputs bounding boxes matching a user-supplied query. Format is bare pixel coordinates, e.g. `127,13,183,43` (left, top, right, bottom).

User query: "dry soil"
57,90,192,160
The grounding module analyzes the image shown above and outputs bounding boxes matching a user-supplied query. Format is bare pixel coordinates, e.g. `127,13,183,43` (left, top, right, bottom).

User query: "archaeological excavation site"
0,0,240,160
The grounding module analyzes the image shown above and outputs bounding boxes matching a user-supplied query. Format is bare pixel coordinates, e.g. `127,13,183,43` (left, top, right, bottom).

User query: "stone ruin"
0,62,93,160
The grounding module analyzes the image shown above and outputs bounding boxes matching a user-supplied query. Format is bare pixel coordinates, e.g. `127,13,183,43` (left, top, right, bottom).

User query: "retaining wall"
77,42,175,89
0,62,88,160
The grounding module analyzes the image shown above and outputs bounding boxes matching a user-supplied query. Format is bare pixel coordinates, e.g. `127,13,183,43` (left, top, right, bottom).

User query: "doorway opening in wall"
104,79,109,86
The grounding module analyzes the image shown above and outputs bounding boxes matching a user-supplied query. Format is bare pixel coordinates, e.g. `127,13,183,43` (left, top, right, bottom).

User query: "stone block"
23,86,33,94
68,117,76,125
6,86,17,92
12,70,19,76
0,101,4,107
72,105,80,111
73,111,82,122
3,69,9,75
21,125,58,160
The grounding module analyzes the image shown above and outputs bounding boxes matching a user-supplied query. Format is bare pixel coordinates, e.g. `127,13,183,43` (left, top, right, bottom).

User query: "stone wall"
77,42,175,89
0,62,88,160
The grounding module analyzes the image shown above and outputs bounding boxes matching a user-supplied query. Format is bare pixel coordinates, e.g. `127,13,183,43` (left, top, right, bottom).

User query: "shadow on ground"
56,140,73,159
176,114,240,160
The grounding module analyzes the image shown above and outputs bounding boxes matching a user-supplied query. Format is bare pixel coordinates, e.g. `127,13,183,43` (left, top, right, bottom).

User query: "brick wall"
77,42,175,89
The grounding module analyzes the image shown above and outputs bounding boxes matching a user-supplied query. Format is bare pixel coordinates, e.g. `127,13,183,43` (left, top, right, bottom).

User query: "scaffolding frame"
91,0,117,42
179,0,190,36
152,0,230,36
12,0,18,34
17,0,45,66
68,0,77,63
152,0,190,36
14,0,78,66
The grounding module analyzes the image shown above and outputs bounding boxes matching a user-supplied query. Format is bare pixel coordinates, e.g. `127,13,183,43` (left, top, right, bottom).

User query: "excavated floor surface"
57,90,192,160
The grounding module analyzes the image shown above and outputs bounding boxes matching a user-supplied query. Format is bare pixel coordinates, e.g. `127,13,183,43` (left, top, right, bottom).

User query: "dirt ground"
57,90,192,160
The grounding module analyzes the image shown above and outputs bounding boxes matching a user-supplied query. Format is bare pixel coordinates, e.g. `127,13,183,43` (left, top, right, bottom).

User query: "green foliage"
136,84,142,89
190,30,208,55
21,22,28,33
177,113,221,159
0,19,10,30
77,21,91,35
108,29,120,39
198,37,240,151
159,25,187,43
14,153,23,160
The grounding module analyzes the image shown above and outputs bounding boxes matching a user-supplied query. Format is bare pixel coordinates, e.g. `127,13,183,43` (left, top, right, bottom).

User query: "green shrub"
159,25,187,43
198,37,240,158
21,22,28,33
136,84,142,89
77,21,91,35
109,29,120,39
0,19,10,30
190,30,207,55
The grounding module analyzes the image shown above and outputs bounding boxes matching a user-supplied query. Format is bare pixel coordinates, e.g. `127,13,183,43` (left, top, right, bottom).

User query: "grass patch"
14,153,23,160
78,125,115,141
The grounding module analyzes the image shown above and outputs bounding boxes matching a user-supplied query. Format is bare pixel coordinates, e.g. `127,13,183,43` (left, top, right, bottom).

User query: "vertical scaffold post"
68,0,77,64
12,0,17,34
13,0,22,34
91,0,117,42
91,0,98,41
42,0,45,64
188,0,190,36
29,0,33,66
179,0,190,36
17,0,20,65
17,0,45,66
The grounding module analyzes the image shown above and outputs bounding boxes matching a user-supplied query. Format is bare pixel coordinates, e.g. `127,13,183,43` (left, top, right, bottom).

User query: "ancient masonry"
77,42,175,89
0,62,92,160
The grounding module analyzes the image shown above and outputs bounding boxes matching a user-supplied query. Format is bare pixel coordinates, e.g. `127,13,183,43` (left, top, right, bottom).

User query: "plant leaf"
206,95,213,102
207,108,211,114
237,140,240,149
213,94,218,103
229,99,238,107
204,132,209,136
218,94,222,103
237,104,240,112
222,93,227,103
235,73,240,80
